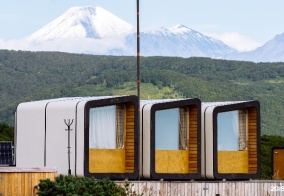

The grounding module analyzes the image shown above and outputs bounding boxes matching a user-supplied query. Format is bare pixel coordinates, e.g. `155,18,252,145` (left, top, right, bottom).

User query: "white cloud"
0,39,32,51
207,32,263,52
0,36,130,54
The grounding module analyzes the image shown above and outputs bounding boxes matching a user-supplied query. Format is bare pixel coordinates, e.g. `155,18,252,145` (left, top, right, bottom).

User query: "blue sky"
1,0,284,51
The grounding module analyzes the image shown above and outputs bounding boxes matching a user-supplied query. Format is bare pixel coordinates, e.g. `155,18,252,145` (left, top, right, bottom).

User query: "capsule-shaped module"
201,100,261,180
15,96,139,180
140,98,201,180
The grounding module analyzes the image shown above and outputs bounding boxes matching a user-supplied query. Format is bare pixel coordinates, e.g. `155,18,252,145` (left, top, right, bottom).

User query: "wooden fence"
116,180,284,196
1,167,284,196
0,167,57,196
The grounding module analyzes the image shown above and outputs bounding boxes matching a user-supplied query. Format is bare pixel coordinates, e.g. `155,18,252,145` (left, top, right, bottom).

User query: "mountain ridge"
21,6,284,62
25,6,235,59
226,33,284,62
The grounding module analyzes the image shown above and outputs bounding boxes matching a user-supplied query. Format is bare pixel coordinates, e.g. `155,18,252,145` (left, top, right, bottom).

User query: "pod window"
89,105,125,149
217,109,247,151
155,107,188,150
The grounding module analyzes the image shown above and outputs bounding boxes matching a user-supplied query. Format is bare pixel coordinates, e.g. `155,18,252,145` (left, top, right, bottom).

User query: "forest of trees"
0,50,284,136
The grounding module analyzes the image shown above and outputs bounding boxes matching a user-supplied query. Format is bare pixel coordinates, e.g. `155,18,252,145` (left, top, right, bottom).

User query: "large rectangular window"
155,107,188,150
89,105,125,149
217,109,247,151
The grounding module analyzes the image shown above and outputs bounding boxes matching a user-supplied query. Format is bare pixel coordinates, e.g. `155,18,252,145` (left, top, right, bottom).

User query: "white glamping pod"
15,95,139,180
201,100,260,180
140,98,201,180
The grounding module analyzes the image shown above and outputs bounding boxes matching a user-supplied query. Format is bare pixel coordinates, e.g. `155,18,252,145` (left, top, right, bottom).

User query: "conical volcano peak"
64,6,113,20
27,6,133,42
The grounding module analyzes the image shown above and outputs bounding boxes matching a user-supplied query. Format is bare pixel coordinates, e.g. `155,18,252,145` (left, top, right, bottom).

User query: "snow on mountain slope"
24,6,235,58
123,24,235,58
26,6,133,43
226,33,284,62
23,5,235,57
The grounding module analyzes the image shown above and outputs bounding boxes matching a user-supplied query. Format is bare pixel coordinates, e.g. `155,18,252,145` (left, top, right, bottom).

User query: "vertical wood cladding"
247,107,258,173
125,102,135,173
188,105,198,173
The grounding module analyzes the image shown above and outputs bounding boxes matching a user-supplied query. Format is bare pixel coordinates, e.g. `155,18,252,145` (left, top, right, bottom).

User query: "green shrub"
0,123,14,142
37,175,142,196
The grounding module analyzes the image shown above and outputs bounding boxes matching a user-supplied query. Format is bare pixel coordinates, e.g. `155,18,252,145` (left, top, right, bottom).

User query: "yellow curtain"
179,107,188,150
238,109,247,150
116,105,125,149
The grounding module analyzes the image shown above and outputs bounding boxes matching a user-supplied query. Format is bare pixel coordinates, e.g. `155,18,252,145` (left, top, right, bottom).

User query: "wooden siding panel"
155,150,189,173
125,103,135,173
89,149,125,173
218,151,249,173
273,148,284,179
247,108,258,173
188,106,198,173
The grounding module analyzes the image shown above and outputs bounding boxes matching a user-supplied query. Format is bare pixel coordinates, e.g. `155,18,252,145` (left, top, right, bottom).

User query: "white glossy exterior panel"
16,101,47,167
140,103,152,179
45,98,82,175
202,106,215,179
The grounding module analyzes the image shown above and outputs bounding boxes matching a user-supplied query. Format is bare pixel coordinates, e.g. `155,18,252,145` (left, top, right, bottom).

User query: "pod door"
213,102,260,179
155,107,198,175
217,109,249,173
141,98,201,180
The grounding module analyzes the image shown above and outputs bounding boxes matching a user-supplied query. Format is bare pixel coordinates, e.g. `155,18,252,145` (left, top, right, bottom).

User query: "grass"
73,82,184,100
112,82,184,99
266,78,284,84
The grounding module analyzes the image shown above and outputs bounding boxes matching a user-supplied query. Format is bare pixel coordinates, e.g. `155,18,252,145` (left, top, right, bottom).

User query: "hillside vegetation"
0,50,284,136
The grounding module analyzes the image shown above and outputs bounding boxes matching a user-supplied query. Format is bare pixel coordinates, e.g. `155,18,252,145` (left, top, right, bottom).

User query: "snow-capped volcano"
170,24,223,45
27,6,133,42
22,6,237,59
123,24,235,58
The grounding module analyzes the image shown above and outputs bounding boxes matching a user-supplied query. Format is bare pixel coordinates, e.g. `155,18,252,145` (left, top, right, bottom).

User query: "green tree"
0,123,14,142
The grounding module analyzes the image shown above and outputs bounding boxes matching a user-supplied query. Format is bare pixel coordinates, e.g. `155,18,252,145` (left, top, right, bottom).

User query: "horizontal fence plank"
116,181,284,196
1,170,283,196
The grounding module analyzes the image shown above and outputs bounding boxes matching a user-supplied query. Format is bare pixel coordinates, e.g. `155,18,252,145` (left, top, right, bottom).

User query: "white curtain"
89,105,116,149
